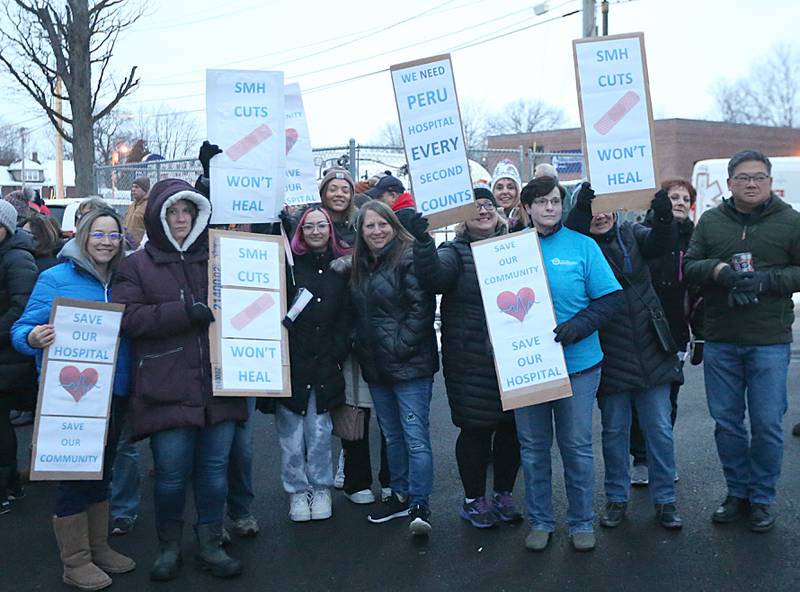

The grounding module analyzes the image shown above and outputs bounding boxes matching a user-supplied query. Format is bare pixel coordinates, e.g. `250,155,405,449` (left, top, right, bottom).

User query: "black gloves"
278,209,294,238
199,141,222,178
733,271,770,295
408,212,431,243
716,265,738,289
553,315,594,346
188,302,215,328
651,189,674,224
574,182,595,213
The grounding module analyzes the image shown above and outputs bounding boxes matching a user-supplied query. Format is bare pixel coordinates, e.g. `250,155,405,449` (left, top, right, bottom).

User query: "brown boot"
87,501,136,574
53,513,112,591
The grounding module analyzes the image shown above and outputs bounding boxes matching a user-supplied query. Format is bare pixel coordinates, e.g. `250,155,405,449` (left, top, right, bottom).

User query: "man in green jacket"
685,150,800,533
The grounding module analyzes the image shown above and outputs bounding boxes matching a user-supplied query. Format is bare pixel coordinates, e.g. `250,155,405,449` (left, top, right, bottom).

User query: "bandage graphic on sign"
230,293,275,330
593,91,640,135
227,124,273,161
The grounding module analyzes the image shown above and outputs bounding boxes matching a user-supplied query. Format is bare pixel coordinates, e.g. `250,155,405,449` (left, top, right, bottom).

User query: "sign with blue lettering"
573,33,657,214
391,54,475,229
219,236,280,290
284,83,320,207
33,416,107,475
206,69,286,223
471,231,572,410
220,338,283,391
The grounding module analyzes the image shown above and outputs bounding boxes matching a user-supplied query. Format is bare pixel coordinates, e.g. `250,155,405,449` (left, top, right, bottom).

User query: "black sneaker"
408,504,431,537
711,496,750,524
600,501,627,528
792,422,800,437
367,493,409,524
0,498,11,515
749,504,776,533
111,517,136,535
655,503,683,530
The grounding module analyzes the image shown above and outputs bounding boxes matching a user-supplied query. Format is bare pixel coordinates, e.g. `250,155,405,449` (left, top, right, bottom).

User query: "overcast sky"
2,0,798,156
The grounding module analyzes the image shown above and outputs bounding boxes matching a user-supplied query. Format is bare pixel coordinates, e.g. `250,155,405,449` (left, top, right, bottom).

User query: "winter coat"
11,239,131,396
112,179,247,440
684,196,800,345
414,224,511,429
351,239,439,384
0,230,38,395
591,221,683,394
281,249,350,415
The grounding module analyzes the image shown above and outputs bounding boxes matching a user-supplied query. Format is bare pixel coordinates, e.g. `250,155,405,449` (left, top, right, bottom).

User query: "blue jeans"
598,384,676,505
149,421,236,529
703,341,789,505
515,366,600,534
369,378,434,507
110,419,141,521
227,397,256,519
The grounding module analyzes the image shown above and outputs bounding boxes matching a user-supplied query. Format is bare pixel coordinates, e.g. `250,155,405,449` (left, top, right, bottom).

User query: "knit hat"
0,200,18,235
4,190,30,221
319,167,354,198
491,160,522,194
132,176,151,193
473,185,498,207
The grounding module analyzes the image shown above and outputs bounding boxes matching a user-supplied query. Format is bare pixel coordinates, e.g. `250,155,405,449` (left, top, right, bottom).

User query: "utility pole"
601,0,609,35
20,128,26,191
582,0,596,37
55,77,65,199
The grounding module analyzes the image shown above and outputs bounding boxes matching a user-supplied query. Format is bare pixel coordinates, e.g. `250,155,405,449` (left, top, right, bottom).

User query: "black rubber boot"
150,522,182,582
194,523,242,578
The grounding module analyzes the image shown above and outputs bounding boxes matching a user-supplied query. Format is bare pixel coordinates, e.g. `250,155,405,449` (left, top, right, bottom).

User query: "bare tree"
487,99,566,135
0,1,144,194
0,122,22,165
131,106,201,161
93,109,135,165
714,43,799,127
372,121,403,146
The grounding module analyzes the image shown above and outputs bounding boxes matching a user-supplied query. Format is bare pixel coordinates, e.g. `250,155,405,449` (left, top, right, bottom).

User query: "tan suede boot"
53,513,112,591
86,501,136,574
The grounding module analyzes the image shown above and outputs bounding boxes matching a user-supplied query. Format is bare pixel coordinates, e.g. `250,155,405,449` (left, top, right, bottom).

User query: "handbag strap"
607,256,657,315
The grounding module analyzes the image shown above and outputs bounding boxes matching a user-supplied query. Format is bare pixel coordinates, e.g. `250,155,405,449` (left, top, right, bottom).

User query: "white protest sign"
220,338,284,391
573,33,657,214
220,288,282,340
391,54,474,228
33,416,107,474
471,230,572,410
219,236,281,290
50,305,122,363
207,69,286,223
40,360,114,418
284,84,320,207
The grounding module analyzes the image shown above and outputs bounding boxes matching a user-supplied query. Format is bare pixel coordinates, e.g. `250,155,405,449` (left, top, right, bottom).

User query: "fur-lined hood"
143,178,211,254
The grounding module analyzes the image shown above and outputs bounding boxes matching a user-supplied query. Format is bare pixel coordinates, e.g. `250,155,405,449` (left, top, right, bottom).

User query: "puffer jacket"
351,239,438,384
11,239,131,396
112,178,247,440
414,224,510,429
0,230,38,395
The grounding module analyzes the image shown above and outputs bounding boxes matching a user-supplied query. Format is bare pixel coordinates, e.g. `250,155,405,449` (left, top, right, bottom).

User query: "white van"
692,156,800,221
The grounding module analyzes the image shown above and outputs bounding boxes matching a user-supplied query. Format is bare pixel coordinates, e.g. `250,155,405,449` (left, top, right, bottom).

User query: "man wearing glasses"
685,150,800,533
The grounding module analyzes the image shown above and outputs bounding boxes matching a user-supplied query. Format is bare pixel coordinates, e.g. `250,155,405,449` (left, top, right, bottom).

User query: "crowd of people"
0,147,799,590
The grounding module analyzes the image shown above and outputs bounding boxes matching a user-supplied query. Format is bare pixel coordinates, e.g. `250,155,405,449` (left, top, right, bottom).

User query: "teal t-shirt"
540,227,621,373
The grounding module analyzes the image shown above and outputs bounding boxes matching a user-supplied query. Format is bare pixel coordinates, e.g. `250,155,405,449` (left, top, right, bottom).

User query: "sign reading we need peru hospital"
30,298,124,481
208,229,291,397
471,231,572,410
573,33,658,214
391,54,475,229
207,70,286,223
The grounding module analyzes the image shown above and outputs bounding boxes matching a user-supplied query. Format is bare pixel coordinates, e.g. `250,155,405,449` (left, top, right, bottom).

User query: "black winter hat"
473,185,497,207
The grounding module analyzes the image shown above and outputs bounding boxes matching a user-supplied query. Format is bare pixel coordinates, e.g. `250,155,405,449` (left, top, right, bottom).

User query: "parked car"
45,197,131,234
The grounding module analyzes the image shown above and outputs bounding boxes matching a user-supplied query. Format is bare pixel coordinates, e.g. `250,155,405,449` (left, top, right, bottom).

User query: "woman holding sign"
515,176,624,552
12,207,135,591
113,179,247,581
350,201,438,536
411,187,523,529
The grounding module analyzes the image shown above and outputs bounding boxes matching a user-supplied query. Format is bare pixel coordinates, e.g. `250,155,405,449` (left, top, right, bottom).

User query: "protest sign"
391,54,475,229
471,230,572,410
207,69,286,223
284,83,320,207
30,299,124,481
208,229,291,397
573,33,657,214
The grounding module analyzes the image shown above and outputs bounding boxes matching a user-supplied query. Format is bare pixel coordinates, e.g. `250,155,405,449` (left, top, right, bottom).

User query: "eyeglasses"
301,222,330,232
475,201,496,212
89,231,123,242
532,197,562,207
732,174,770,184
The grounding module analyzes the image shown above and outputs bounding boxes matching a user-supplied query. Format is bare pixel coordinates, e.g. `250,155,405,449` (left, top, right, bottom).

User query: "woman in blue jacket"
12,207,134,592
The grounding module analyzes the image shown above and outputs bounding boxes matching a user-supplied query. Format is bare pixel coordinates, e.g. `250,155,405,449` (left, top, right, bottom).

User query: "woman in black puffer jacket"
412,187,521,529
350,201,438,536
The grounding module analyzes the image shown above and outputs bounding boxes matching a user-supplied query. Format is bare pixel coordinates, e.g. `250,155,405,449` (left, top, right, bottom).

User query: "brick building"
487,118,800,182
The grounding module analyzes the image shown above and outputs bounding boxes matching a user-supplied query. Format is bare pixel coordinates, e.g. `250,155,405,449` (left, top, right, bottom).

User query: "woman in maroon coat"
113,178,246,582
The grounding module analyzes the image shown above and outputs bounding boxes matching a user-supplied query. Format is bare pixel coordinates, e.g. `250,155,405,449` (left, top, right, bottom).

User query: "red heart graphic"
59,366,99,403
285,128,299,154
496,288,536,322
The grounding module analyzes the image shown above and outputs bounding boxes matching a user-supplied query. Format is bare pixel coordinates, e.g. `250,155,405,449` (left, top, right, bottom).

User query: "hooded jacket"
0,230,38,395
112,178,246,440
11,238,131,396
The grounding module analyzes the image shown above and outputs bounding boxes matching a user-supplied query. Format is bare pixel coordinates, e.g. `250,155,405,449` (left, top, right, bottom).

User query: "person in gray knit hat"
0,199,19,236
318,167,357,245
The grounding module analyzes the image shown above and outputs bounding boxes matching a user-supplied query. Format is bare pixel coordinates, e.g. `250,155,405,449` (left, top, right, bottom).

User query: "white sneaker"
311,488,332,520
334,450,345,490
289,492,311,522
344,489,375,504
381,487,392,502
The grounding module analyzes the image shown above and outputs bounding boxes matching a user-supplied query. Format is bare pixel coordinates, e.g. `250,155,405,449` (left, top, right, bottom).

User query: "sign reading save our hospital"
30,299,124,481
471,231,572,410
283,83,320,207
391,54,475,229
573,33,658,214
208,229,291,397
207,69,286,224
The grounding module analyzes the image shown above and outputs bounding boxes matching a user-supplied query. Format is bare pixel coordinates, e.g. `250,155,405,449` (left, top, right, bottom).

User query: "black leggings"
455,422,520,499
341,408,390,494
0,397,18,476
